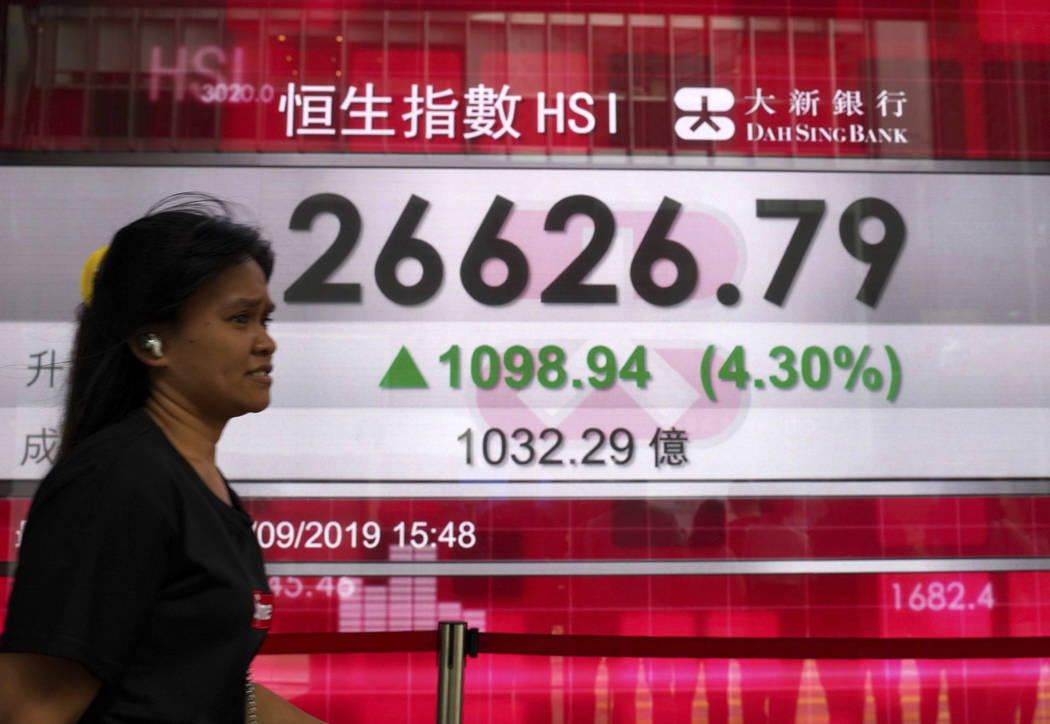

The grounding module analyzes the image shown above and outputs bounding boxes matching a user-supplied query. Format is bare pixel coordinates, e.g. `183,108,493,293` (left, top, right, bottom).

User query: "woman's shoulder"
34,410,177,509
69,408,158,457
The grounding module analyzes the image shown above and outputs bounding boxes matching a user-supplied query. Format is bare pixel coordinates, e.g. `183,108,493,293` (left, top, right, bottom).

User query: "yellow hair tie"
80,245,109,306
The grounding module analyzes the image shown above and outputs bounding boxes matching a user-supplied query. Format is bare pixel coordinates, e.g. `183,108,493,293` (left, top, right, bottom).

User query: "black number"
756,199,826,306
511,428,536,464
458,428,472,464
839,197,905,307
541,195,617,304
538,428,564,465
482,428,507,465
581,428,607,465
374,195,443,305
460,196,529,305
609,428,634,465
285,194,362,303
630,197,698,306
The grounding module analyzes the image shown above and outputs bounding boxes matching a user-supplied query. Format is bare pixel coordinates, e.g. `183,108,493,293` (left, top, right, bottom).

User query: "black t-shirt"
0,409,271,723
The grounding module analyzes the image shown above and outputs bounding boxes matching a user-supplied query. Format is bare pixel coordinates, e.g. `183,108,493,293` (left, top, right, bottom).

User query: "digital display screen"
2,2,1049,722
1,2,1047,159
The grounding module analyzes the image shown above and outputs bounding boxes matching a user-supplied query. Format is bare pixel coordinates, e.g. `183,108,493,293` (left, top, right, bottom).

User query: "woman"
0,195,324,723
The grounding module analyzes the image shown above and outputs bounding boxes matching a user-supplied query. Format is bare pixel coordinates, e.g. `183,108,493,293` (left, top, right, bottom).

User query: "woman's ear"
127,331,168,367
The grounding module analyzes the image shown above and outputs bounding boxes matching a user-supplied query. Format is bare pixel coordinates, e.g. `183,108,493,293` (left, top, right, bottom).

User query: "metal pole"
436,621,467,724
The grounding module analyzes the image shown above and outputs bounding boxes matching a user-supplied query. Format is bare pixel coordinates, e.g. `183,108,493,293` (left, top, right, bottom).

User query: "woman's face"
152,259,276,425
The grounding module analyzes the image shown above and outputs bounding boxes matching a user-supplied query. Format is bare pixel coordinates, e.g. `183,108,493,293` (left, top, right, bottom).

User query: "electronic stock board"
2,2,1050,721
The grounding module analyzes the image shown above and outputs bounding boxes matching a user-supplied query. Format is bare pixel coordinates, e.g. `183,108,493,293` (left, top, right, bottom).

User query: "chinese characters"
650,427,689,468
744,88,907,118
20,427,58,466
26,349,61,388
277,82,618,139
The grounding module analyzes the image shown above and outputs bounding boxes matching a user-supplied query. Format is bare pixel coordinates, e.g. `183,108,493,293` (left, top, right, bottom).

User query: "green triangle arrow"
379,346,428,388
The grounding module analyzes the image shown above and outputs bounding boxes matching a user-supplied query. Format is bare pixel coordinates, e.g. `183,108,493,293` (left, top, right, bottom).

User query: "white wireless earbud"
141,333,163,359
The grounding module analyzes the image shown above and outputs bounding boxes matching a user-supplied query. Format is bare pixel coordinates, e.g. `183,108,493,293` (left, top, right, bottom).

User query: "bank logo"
673,87,736,141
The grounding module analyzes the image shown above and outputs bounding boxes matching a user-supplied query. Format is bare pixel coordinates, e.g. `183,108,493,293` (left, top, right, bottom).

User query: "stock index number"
283,193,905,309
459,427,635,467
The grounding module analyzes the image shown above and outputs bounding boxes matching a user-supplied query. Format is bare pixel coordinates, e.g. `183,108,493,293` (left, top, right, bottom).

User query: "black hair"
57,193,274,461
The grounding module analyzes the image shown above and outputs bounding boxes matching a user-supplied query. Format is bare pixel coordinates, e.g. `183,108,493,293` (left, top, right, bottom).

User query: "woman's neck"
143,395,222,467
